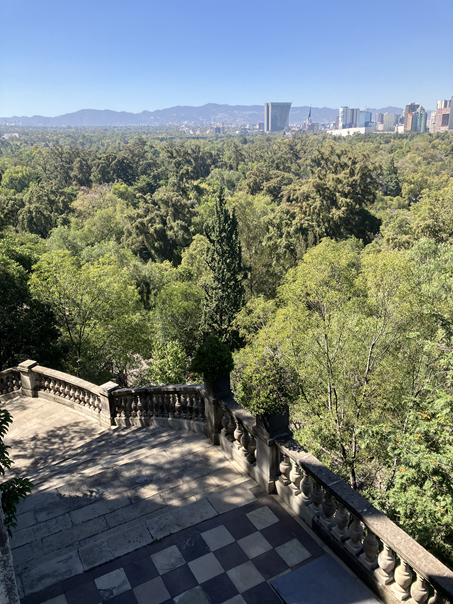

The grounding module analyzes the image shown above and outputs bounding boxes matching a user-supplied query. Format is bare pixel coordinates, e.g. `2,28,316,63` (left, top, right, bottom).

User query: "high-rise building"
339,107,351,129
433,99,452,133
376,113,384,125
403,103,420,130
264,103,292,132
359,111,372,127
350,108,360,128
407,106,427,133
383,113,399,131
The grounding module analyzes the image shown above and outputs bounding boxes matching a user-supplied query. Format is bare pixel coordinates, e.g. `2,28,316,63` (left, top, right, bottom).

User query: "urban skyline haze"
1,0,452,117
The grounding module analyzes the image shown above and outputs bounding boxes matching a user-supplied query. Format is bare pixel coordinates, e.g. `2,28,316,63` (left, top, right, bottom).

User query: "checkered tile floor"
21,495,324,604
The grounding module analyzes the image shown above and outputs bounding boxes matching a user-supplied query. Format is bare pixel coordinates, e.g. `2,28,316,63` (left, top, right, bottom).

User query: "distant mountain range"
0,104,405,127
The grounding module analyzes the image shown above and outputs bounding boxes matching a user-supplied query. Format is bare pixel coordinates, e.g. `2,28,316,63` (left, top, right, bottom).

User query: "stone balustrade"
111,385,206,434
0,368,21,400
275,438,453,604
2,361,453,603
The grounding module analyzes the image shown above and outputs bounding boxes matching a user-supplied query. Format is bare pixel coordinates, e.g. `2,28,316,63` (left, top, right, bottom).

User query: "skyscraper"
264,103,292,132
407,106,427,133
359,111,372,127
434,99,452,133
403,103,420,130
350,108,360,128
339,107,351,129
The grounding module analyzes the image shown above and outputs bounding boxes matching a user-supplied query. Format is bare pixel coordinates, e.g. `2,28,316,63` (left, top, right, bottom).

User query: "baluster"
233,419,243,448
136,394,143,419
310,481,324,514
359,530,379,570
163,393,170,417
411,574,429,604
169,393,176,417
44,377,50,392
345,514,364,555
159,393,166,417
193,393,201,421
247,434,256,464
70,385,75,401
289,461,302,495
49,378,55,395
120,396,127,419
65,382,71,399
127,395,133,420
391,559,412,601
320,491,336,528
375,542,395,585
186,393,194,420
221,410,230,436
240,427,250,456
114,397,122,420
428,590,446,604
198,395,205,421
151,394,158,417
75,387,81,405
332,502,349,539
180,393,187,419
96,395,102,412
279,454,291,485
131,394,137,418
300,470,313,506
145,393,151,418
227,413,235,442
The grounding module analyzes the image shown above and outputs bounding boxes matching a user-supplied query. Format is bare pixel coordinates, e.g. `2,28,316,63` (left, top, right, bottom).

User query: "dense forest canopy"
2,127,453,566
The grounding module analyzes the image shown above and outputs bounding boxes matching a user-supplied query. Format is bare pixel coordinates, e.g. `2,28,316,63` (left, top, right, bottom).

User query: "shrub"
190,335,234,382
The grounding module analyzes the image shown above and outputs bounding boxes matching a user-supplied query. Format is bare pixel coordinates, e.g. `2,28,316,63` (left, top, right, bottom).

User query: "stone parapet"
275,437,453,604
2,362,453,603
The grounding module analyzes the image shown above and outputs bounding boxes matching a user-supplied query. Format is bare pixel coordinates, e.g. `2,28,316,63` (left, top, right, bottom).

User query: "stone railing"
111,385,206,434
0,368,21,400
0,361,118,429
2,361,453,602
275,438,453,604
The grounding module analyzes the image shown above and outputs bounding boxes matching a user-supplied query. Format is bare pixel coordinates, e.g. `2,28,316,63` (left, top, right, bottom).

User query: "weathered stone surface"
206,480,257,514
70,494,130,525
104,494,166,528
22,550,84,594
42,517,108,553
4,396,260,597
11,513,72,549
94,568,131,599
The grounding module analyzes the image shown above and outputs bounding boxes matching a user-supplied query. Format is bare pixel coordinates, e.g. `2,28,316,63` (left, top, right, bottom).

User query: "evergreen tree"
383,157,402,197
202,189,245,350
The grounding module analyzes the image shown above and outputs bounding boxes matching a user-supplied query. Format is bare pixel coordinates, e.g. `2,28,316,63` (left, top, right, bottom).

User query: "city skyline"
1,0,452,117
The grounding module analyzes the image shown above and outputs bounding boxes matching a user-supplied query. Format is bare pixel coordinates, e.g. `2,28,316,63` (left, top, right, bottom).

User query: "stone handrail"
2,361,453,602
0,368,21,399
276,437,453,604
111,385,207,435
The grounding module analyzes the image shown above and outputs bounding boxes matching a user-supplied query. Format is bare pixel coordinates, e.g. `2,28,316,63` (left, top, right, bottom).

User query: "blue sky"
1,0,452,116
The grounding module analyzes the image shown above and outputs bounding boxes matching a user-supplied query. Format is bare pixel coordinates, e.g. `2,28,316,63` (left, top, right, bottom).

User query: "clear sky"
1,0,452,117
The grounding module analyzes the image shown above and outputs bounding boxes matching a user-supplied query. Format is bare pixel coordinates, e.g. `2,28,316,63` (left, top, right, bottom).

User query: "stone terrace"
4,396,379,604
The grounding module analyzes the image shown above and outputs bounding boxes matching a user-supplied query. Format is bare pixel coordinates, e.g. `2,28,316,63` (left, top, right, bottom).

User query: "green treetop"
202,189,245,350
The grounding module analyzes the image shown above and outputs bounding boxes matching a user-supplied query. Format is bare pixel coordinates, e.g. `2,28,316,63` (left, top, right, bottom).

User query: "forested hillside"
2,128,453,566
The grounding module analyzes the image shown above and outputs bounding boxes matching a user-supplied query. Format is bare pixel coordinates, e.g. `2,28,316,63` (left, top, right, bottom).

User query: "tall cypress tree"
203,189,244,350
